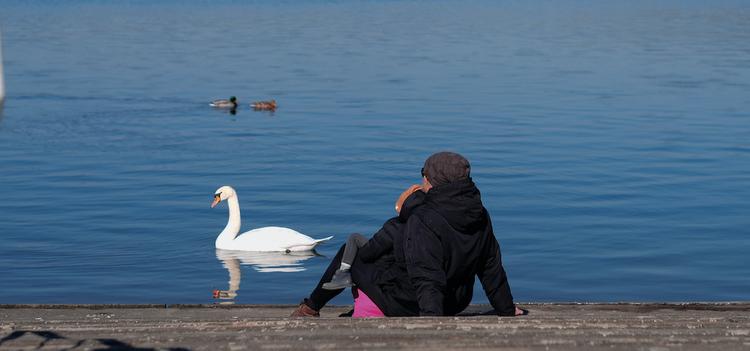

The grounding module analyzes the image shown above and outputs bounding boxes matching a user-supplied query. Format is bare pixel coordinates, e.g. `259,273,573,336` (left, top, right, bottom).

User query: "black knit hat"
422,151,471,187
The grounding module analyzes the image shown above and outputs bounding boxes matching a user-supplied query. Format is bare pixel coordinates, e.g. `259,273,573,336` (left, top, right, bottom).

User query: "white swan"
211,185,333,251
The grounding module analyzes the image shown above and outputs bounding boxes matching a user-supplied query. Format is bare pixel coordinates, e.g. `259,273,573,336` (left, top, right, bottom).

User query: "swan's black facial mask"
211,194,222,208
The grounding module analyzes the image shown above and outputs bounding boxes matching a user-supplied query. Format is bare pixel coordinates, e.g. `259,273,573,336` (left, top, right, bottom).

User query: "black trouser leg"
495,263,516,316
305,244,346,311
341,233,369,267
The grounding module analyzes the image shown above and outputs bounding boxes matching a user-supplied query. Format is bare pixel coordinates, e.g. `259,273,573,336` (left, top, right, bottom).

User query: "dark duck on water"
210,96,238,109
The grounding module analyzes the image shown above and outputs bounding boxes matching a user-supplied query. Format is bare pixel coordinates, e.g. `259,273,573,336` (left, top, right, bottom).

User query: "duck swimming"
211,185,332,252
210,96,238,109
251,99,276,111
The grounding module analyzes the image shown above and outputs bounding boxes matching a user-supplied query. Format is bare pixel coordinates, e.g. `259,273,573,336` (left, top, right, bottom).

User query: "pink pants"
352,289,385,318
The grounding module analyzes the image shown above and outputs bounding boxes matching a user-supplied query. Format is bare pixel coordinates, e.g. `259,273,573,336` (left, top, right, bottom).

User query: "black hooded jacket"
351,178,515,317
403,178,515,316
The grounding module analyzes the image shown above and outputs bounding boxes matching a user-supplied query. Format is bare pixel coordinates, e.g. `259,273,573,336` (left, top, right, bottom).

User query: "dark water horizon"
0,0,749,305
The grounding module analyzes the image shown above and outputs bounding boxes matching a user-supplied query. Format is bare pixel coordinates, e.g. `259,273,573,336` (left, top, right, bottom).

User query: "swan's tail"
313,235,334,244
284,236,334,252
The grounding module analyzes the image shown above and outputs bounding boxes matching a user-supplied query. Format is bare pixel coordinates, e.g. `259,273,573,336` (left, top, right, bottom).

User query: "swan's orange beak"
211,194,221,208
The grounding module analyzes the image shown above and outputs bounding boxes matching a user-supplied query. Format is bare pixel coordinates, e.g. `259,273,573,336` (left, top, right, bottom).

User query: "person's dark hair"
422,151,471,187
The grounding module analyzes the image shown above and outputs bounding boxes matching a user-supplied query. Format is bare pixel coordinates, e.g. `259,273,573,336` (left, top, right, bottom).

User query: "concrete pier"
1,303,749,350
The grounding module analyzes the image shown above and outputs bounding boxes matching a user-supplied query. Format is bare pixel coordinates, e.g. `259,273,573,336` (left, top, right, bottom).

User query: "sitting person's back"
402,152,517,316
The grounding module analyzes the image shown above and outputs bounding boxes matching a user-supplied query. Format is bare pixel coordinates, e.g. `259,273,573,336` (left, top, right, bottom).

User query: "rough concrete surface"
1,303,749,350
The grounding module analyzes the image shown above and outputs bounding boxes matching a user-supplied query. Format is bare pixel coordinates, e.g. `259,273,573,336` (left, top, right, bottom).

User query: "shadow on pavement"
0,330,190,351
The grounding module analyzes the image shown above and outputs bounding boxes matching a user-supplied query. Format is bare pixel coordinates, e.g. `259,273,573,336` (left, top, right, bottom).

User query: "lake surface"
1,0,749,305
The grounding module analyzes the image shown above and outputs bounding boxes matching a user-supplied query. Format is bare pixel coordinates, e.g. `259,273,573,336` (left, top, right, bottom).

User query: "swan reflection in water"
213,249,319,303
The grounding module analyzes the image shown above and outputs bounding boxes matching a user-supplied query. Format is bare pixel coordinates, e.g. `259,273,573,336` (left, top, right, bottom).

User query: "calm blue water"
1,0,749,305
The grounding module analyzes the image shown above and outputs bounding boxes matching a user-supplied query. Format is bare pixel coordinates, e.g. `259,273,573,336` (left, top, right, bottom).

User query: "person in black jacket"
405,151,523,316
291,151,524,317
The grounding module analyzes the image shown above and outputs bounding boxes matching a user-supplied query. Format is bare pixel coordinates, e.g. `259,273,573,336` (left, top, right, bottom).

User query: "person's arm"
404,214,446,316
359,186,425,263
395,185,422,215
358,218,398,262
398,190,425,222
477,218,516,316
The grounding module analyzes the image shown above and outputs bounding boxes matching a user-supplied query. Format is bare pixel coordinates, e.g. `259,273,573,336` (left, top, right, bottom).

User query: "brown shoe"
290,302,320,317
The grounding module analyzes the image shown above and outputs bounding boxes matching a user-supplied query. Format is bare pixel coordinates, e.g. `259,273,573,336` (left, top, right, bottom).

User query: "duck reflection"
213,249,318,303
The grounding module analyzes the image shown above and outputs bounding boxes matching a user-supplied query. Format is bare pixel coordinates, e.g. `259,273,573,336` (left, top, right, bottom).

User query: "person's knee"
347,233,366,245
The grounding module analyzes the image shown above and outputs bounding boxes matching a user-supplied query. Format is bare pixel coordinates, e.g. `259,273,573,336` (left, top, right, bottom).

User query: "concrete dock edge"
2,303,749,350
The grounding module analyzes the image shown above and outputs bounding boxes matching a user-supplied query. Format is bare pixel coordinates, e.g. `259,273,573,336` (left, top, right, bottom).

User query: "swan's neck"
216,195,241,247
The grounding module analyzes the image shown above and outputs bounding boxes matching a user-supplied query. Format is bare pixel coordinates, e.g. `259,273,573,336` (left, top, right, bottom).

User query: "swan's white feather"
218,226,329,252
212,186,333,252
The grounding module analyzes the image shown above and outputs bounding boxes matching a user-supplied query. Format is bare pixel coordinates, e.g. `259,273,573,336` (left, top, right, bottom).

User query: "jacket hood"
424,178,485,233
